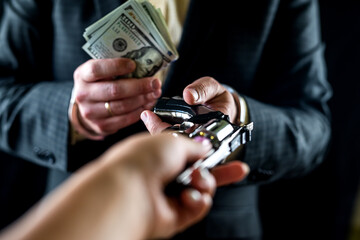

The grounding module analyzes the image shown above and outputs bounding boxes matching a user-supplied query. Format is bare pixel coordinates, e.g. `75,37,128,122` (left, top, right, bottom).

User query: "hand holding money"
71,58,162,139
82,0,179,78
70,0,178,139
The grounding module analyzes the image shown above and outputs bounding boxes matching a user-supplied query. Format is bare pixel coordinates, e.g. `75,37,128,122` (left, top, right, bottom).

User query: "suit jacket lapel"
164,1,216,93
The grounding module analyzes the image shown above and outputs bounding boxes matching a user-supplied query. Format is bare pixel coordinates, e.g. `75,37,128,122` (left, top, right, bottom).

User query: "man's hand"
141,76,237,135
183,77,237,122
106,133,248,238
71,58,162,139
140,77,249,191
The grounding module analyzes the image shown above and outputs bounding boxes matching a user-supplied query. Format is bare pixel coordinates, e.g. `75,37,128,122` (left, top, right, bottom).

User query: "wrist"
75,157,149,240
99,155,153,240
68,89,104,142
222,84,249,126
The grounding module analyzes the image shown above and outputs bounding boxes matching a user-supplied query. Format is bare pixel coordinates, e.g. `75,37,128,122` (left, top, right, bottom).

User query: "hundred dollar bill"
83,0,144,41
137,0,178,58
83,11,173,78
83,7,119,41
84,0,177,58
127,2,178,58
82,0,178,78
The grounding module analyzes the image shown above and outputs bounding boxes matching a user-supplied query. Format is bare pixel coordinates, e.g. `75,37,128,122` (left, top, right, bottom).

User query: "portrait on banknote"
123,46,163,78
82,0,178,78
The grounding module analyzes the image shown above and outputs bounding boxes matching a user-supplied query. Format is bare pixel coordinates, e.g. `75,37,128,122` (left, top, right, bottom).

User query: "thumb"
140,110,171,135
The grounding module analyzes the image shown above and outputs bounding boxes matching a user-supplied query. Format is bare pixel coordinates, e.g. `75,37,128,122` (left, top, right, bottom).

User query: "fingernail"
193,137,212,151
140,111,148,123
242,163,250,175
151,79,161,90
193,136,207,143
201,138,212,147
188,88,200,102
188,189,201,202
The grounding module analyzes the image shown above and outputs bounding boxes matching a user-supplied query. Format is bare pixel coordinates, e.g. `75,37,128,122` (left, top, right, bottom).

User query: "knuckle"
149,126,157,135
75,91,87,102
74,60,100,82
143,77,156,92
206,76,216,83
194,77,221,101
86,63,98,78
150,122,162,135
82,107,93,119
197,82,208,99
73,68,81,81
145,91,155,100
84,60,100,80
113,101,124,113
108,84,122,98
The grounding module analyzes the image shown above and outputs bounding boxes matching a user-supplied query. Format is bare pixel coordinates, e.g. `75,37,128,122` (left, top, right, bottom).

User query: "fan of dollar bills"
82,0,179,78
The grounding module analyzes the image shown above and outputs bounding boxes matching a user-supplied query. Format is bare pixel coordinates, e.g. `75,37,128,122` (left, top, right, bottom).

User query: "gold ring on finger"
104,102,114,117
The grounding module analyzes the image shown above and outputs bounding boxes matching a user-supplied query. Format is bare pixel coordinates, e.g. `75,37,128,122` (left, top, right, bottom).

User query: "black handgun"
153,96,254,195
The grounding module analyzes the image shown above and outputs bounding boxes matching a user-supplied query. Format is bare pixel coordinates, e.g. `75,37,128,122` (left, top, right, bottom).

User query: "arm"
0,0,162,171
243,0,332,182
0,0,72,170
142,0,332,184
0,133,248,240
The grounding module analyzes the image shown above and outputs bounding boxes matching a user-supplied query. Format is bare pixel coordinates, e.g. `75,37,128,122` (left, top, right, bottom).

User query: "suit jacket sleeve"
242,0,332,183
0,0,73,171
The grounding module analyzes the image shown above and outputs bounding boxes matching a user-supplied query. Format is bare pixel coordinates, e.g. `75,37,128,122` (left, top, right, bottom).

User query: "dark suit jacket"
260,2,360,240
0,0,332,238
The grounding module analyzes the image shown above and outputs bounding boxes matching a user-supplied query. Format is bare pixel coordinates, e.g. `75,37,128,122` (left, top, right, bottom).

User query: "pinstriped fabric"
20,82,74,170
0,0,76,171
51,0,125,81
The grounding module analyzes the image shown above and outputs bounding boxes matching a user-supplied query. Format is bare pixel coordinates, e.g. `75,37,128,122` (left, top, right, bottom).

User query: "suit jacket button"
33,147,56,164
248,168,274,181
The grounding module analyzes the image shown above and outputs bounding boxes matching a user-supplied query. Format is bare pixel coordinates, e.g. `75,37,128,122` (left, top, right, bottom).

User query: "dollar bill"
83,7,119,41
138,0,178,57
82,0,178,78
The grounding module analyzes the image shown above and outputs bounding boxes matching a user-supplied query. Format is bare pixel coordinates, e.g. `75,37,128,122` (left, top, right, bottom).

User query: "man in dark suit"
0,0,331,239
